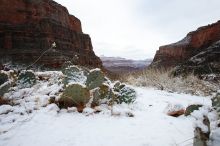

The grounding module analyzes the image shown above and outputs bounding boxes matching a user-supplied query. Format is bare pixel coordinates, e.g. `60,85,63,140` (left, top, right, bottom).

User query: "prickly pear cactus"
0,72,10,96
113,82,136,104
17,70,36,88
0,72,8,85
91,83,115,106
59,83,90,108
86,69,104,90
62,65,87,86
185,104,203,116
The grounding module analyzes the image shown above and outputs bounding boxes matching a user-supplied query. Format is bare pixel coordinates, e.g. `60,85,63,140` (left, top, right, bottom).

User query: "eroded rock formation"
151,20,220,68
0,0,102,68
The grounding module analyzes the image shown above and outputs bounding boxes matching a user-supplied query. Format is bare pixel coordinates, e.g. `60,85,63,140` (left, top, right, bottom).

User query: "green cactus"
0,82,11,97
59,83,90,108
185,104,203,116
113,82,136,104
86,69,104,90
0,72,10,96
17,70,36,88
62,65,87,86
115,86,136,104
0,72,8,85
91,84,115,106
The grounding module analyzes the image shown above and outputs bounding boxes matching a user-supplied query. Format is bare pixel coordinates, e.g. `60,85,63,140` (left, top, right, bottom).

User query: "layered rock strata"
0,0,102,68
151,21,220,68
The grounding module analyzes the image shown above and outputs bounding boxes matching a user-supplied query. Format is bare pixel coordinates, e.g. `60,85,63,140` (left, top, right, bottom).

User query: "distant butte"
151,20,220,68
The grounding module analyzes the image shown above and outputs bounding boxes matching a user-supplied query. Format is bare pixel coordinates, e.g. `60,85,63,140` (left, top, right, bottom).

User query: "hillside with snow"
0,69,220,146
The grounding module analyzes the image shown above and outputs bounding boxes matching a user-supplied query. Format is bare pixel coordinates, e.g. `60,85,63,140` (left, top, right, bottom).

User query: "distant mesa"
100,56,152,74
0,0,102,69
151,20,220,68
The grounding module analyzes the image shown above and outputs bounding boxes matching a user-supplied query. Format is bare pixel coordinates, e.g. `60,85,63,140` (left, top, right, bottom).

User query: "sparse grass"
123,68,219,96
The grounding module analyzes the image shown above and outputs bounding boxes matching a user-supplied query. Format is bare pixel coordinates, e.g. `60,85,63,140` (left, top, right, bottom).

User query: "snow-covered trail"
0,87,211,146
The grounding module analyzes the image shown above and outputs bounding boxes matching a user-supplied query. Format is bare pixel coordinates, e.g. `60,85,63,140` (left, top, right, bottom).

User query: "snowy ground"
0,86,212,146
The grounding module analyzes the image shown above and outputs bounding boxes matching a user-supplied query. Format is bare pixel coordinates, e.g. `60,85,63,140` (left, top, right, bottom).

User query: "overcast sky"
54,0,220,60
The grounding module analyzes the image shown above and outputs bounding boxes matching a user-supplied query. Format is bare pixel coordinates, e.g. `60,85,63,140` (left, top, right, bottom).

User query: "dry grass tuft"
123,68,219,96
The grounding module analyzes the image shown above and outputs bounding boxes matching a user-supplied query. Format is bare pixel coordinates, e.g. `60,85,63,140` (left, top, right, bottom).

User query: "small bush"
124,68,219,96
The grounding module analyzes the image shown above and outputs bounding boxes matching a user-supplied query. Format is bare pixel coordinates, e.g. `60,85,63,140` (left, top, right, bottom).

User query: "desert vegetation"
124,68,220,96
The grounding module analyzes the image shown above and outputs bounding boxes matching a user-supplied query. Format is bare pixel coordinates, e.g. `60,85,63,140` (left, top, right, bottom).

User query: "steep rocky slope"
0,0,102,69
151,20,220,68
172,40,220,77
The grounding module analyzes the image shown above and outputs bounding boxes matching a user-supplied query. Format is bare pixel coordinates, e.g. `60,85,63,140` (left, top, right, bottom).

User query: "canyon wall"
0,0,102,68
151,20,220,67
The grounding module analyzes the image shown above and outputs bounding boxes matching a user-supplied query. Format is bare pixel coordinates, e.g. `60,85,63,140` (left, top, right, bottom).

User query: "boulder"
165,103,185,117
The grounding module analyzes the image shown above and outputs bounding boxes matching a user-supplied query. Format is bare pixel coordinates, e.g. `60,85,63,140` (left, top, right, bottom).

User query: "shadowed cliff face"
151,20,220,68
0,0,102,69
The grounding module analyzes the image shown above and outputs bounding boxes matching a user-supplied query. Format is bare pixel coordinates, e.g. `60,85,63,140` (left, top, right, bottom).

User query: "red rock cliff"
151,20,220,67
0,0,102,68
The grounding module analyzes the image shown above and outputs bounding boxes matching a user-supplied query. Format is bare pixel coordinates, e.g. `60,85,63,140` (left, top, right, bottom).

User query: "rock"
172,40,220,76
67,107,77,113
46,103,60,112
151,20,220,68
59,83,90,111
185,104,203,116
165,103,185,117
17,70,36,88
0,0,102,69
0,105,13,115
82,107,95,115
86,69,105,90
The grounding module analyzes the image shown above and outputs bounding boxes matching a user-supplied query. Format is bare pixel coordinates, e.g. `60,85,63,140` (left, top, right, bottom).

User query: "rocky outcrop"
172,40,220,77
0,0,102,68
151,20,220,68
